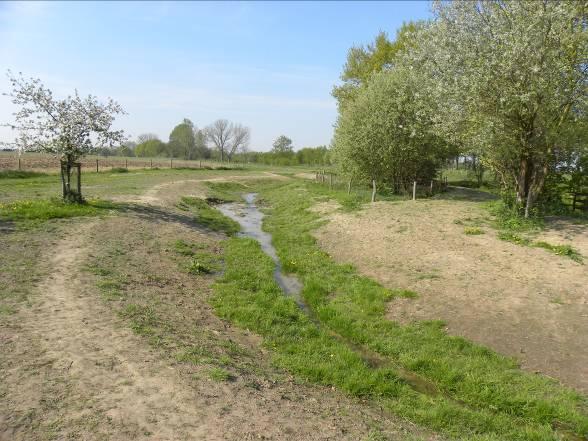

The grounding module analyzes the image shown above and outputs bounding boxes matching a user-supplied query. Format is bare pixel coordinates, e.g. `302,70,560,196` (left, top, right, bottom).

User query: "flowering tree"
2,71,126,202
411,1,588,216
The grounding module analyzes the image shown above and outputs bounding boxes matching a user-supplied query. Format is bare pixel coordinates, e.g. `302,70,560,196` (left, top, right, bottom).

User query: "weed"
188,259,212,275
534,242,583,263
208,367,232,382
110,167,129,173
119,304,158,336
497,231,532,246
464,227,484,235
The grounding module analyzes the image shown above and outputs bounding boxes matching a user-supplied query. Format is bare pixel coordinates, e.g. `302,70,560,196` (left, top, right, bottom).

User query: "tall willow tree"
412,1,588,216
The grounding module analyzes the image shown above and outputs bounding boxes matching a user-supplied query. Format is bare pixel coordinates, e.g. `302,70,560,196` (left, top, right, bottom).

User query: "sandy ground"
0,176,434,441
312,188,588,394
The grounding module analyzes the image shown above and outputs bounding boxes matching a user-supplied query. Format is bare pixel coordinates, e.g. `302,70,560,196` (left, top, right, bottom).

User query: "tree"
332,23,422,109
137,133,159,144
271,135,293,154
194,128,210,159
413,0,588,216
169,118,196,159
135,138,167,157
206,119,233,162
333,69,446,198
227,124,250,161
2,71,126,202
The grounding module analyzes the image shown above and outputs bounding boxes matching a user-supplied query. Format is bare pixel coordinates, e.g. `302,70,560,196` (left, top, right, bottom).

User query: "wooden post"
18,157,21,170
413,181,417,201
329,173,333,190
430,180,434,194
170,159,173,169
572,193,577,211
150,159,153,168
371,179,376,202
125,159,128,169
96,159,99,173
199,160,202,169
347,178,352,195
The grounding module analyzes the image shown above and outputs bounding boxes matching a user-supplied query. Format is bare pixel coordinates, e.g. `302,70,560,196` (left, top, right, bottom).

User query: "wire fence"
0,153,232,172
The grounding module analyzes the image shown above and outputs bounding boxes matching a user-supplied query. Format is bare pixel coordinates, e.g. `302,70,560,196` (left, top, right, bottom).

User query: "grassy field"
1,167,586,440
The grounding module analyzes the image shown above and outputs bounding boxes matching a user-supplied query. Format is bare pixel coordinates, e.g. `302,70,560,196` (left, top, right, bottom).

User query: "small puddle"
217,193,310,313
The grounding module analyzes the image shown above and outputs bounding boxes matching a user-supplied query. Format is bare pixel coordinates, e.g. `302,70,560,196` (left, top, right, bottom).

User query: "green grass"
464,227,485,235
177,196,240,234
209,179,588,440
208,367,232,382
204,181,248,202
0,170,48,179
533,242,583,263
0,198,117,223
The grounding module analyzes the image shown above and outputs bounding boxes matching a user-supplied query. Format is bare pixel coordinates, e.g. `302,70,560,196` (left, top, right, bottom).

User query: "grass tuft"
0,198,117,223
178,197,240,234
464,227,485,235
0,170,48,179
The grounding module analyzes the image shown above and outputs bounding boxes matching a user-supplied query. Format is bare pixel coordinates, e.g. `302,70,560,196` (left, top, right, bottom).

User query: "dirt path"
312,196,588,394
1,174,435,440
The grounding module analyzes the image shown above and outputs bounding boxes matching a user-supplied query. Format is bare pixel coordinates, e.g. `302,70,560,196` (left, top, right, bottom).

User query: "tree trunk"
60,159,83,203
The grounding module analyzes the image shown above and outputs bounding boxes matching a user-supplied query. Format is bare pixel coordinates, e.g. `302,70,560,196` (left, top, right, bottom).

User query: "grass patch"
119,304,158,336
109,167,129,173
533,242,583,263
208,367,232,382
0,198,116,223
205,181,248,202
464,227,485,235
211,179,588,440
0,170,48,179
178,197,240,234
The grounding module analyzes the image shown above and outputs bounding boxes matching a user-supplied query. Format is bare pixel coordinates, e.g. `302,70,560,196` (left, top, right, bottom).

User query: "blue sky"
0,1,431,151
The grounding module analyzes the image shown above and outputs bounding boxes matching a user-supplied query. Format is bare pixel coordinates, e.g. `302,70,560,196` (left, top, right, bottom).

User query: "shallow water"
217,193,309,312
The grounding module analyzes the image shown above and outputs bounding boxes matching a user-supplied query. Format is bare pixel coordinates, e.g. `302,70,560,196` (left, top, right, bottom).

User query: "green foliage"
464,227,484,235
109,167,128,173
333,70,446,190
169,119,196,159
134,139,168,158
332,24,422,109
178,196,240,234
271,135,293,154
0,198,116,222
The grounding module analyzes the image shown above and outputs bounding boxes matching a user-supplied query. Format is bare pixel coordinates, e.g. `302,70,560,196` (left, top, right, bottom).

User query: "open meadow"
1,167,587,441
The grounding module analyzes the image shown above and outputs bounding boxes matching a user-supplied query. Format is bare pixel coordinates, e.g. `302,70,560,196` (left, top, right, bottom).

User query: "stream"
217,193,310,313
217,192,443,398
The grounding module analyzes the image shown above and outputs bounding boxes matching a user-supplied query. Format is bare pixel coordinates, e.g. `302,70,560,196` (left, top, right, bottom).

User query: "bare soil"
312,188,588,393
0,177,434,440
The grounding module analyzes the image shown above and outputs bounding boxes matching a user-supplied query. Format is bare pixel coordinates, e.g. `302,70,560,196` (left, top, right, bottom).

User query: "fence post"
413,181,417,201
96,159,99,173
329,173,333,190
18,157,21,170
430,180,434,195
125,159,128,169
371,179,376,202
150,159,153,169
348,178,352,195
171,159,173,169
572,193,577,211
199,160,202,169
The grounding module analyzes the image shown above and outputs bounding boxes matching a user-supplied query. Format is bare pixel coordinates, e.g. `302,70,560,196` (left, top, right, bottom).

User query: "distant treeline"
93,121,330,166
